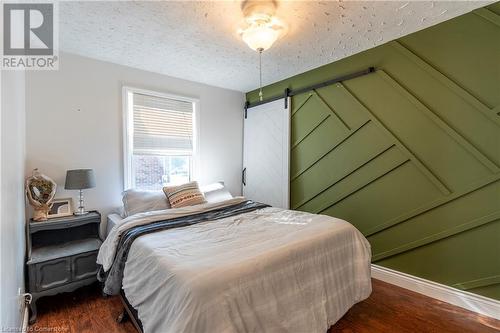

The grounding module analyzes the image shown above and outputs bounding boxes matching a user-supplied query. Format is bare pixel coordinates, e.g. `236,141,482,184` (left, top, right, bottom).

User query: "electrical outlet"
18,287,24,310
17,288,29,313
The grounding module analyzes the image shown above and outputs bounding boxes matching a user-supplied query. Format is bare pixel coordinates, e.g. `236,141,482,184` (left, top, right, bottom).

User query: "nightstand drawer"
35,258,71,291
71,251,98,281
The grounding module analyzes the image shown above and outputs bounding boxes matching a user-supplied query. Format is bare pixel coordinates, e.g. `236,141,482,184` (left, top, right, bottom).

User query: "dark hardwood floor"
30,279,500,333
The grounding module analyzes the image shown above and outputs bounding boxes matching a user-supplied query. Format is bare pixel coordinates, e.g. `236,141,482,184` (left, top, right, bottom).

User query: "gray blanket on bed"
98,200,268,295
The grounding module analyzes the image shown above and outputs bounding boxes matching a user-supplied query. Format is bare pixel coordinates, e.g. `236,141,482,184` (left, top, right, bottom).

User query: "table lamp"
64,169,96,215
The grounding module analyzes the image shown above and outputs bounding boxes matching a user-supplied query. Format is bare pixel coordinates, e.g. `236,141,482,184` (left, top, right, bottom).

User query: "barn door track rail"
244,67,375,116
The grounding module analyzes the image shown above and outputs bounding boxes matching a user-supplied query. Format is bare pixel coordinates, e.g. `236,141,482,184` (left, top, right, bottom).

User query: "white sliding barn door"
243,98,290,209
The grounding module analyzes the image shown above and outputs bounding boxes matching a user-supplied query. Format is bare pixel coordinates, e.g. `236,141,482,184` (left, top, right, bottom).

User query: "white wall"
26,52,244,233
0,71,26,330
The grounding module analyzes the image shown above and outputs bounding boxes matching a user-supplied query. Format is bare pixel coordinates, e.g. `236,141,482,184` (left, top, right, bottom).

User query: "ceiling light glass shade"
239,14,286,52
241,24,280,51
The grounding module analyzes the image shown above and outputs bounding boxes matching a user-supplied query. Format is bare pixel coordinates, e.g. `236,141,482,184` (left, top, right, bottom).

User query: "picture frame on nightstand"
47,198,73,218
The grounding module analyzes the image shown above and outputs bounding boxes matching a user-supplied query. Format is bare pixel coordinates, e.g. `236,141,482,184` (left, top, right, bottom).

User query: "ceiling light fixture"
238,0,286,101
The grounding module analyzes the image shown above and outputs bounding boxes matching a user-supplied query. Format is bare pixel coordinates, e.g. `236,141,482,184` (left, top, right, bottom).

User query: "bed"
98,196,372,333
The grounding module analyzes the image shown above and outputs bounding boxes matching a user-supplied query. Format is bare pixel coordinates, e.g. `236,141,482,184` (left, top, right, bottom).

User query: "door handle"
242,168,246,186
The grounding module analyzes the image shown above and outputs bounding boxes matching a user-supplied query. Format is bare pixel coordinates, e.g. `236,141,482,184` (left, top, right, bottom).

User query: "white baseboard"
371,264,500,320
21,303,29,332
20,293,31,332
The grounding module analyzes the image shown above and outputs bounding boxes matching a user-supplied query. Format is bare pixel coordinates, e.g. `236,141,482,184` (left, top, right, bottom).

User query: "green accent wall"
246,3,500,300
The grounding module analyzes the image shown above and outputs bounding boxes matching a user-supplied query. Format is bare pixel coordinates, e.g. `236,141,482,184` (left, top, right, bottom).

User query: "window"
123,87,198,190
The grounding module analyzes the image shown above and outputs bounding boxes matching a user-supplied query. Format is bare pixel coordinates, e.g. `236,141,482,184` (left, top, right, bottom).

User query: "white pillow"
122,189,171,217
121,182,233,217
201,182,233,203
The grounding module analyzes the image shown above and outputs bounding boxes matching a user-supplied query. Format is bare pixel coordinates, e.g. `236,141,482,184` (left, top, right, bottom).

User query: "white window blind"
133,93,194,155
123,87,198,190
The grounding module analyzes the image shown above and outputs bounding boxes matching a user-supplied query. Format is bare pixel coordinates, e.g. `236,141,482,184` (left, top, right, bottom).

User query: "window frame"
122,86,200,190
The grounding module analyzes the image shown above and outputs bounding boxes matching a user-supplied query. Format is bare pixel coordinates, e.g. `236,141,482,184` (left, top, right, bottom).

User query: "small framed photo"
48,198,73,218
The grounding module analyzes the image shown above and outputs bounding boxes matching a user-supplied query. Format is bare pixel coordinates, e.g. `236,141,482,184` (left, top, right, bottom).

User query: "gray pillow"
122,189,171,217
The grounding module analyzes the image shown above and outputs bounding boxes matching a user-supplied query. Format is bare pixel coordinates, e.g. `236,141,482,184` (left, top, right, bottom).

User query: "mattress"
98,198,372,333
106,213,123,237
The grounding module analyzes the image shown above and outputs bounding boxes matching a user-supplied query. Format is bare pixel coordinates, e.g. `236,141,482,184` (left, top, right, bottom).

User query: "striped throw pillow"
163,181,207,208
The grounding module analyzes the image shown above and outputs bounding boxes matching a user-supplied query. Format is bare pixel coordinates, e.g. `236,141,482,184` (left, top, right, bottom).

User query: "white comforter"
98,198,372,333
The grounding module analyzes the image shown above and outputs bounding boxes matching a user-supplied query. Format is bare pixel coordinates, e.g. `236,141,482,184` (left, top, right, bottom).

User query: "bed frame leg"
117,308,130,323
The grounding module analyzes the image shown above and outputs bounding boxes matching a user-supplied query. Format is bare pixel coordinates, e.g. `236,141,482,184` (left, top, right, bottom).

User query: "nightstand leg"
29,297,38,325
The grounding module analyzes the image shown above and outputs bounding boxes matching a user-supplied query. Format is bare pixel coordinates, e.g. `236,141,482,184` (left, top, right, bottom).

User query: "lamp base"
74,189,90,216
74,210,90,216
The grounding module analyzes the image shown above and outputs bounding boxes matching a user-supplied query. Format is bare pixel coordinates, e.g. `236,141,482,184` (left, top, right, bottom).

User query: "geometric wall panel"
247,2,500,300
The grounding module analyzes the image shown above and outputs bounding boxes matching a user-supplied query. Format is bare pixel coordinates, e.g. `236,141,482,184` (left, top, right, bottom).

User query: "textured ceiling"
60,1,491,92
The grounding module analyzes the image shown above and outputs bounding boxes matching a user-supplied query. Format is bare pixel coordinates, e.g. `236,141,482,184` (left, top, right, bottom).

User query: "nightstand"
26,211,102,324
